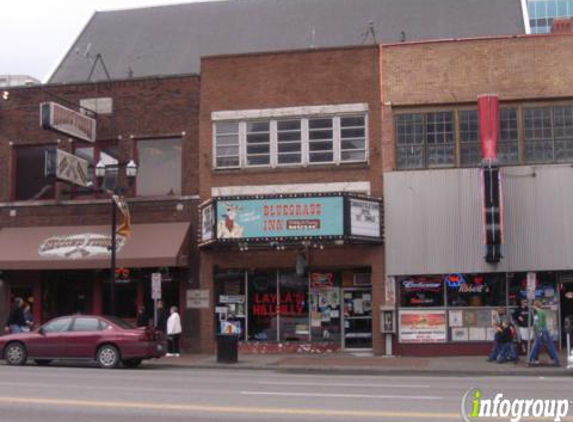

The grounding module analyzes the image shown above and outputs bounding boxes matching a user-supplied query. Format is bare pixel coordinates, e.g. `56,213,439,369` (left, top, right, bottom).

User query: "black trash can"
216,334,239,363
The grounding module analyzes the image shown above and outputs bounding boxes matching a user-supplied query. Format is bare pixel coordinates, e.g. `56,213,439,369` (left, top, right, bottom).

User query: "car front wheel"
97,345,120,369
5,342,27,366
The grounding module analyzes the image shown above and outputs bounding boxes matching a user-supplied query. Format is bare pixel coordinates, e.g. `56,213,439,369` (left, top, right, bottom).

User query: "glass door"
342,287,372,349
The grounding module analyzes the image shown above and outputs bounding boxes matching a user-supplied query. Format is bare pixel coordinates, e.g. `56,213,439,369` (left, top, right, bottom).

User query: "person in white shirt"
166,306,182,357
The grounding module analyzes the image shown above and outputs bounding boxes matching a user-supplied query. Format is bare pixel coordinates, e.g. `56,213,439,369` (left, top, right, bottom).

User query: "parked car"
0,315,165,368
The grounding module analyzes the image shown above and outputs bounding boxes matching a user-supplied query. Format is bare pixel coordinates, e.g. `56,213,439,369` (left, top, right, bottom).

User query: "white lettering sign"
38,233,126,259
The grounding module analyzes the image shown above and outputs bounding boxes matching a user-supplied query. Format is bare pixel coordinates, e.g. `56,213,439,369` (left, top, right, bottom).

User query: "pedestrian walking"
4,297,26,334
512,298,530,355
487,308,506,362
528,300,560,367
22,302,34,332
496,320,518,363
166,306,182,357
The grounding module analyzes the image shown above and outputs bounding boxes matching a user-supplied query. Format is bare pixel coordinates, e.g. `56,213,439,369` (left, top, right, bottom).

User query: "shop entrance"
342,287,372,349
42,271,94,321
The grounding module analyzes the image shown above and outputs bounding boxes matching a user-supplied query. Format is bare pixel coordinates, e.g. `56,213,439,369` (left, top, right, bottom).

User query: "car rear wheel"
97,345,120,369
122,359,142,369
35,360,52,366
5,342,27,366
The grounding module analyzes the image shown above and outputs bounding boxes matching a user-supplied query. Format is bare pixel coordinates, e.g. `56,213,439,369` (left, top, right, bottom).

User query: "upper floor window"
74,142,118,197
396,112,454,169
136,138,182,196
396,107,521,169
524,106,573,164
13,145,56,201
213,107,368,169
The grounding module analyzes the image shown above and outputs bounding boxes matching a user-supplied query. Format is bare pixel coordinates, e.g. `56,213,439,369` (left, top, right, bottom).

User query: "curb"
147,362,571,377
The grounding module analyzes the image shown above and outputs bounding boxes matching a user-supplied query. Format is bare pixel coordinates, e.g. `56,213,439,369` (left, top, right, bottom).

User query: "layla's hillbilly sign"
45,149,90,188
40,102,96,143
38,233,127,259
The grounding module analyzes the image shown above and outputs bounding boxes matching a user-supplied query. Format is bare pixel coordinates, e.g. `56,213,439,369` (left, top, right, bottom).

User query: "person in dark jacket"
155,300,168,334
136,306,149,327
497,320,518,363
4,297,26,334
512,298,530,354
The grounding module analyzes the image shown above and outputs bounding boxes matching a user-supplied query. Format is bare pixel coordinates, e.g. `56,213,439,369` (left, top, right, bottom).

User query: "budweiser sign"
39,233,127,259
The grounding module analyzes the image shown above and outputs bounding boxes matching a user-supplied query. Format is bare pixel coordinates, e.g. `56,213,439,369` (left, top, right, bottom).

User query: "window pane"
341,116,365,127
279,272,309,342
277,120,300,131
341,139,365,150
216,122,239,134
246,144,270,154
524,107,553,163
216,134,239,147
136,138,182,196
341,151,366,161
248,271,278,341
309,152,334,162
309,130,333,140
247,155,270,166
246,121,270,167
308,118,332,129
396,145,424,169
216,157,240,167
247,121,270,132
278,142,302,153
278,154,302,164
43,318,72,333
215,122,240,169
278,132,301,142
309,141,333,152
459,110,480,166
216,146,239,157
341,128,365,138
15,145,56,201
426,112,454,145
427,144,455,167
73,317,101,332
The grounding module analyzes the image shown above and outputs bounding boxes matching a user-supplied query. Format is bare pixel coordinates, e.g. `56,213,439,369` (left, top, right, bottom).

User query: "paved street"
0,364,572,421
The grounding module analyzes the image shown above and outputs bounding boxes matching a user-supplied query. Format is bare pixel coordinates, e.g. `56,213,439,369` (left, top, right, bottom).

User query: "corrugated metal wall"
384,164,573,275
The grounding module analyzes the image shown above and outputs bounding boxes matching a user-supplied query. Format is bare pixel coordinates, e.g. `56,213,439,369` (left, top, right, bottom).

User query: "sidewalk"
148,351,571,377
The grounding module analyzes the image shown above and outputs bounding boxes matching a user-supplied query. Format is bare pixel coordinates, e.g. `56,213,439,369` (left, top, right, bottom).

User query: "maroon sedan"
0,315,166,369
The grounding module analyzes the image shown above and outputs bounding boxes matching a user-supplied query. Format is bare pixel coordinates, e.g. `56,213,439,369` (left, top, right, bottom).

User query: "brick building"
0,75,202,350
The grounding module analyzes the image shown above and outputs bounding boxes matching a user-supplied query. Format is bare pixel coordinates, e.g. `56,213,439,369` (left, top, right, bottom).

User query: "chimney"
551,18,573,33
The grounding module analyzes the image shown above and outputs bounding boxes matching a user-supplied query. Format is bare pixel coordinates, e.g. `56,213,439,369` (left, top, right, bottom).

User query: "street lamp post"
95,159,137,317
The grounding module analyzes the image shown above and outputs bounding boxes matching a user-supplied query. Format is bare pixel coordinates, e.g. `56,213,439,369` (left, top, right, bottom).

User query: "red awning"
0,222,190,270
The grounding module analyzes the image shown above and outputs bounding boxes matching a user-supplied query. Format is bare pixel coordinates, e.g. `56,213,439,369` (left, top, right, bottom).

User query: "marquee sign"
45,149,90,188
199,193,383,246
38,233,127,260
40,102,96,143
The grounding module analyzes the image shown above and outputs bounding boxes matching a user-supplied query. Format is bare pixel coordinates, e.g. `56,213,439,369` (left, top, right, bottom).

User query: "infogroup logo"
461,388,570,422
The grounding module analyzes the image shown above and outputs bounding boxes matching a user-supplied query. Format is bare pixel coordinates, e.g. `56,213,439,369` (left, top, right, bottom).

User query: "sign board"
380,306,396,334
40,101,96,143
38,233,127,260
527,272,536,300
398,310,447,343
216,196,344,239
349,198,381,238
45,149,90,188
186,289,210,309
201,204,215,243
151,273,162,300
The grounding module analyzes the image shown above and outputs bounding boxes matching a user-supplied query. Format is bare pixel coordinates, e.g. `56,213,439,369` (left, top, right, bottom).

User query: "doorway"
559,277,573,347
342,287,372,349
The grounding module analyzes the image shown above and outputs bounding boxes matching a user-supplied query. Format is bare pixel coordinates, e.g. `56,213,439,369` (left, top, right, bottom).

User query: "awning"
0,222,190,270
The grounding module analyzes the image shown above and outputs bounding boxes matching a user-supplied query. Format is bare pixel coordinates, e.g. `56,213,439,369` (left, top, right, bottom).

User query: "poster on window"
399,310,447,343
349,198,381,238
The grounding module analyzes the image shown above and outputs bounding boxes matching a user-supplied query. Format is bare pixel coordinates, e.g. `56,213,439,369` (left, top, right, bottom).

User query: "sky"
1,0,211,83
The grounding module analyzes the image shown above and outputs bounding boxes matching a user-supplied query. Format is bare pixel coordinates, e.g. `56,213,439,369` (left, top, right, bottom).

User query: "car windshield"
105,316,135,329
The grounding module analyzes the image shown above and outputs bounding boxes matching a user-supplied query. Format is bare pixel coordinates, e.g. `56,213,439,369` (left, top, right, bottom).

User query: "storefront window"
278,272,309,342
248,271,278,341
399,276,444,307
310,272,341,343
446,273,505,307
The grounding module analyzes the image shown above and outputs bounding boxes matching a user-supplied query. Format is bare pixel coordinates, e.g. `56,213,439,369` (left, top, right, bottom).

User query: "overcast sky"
2,0,211,82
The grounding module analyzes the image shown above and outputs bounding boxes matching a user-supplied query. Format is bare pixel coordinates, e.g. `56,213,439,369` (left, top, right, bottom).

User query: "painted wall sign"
216,197,344,239
38,233,126,259
349,198,381,238
40,101,96,143
45,149,90,188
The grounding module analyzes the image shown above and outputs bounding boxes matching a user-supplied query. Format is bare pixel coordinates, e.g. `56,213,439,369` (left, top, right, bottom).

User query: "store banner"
349,198,381,238
216,197,344,239
398,309,447,343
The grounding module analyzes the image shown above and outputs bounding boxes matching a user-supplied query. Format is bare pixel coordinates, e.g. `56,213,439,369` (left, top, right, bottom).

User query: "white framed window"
214,122,240,168
212,105,368,170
